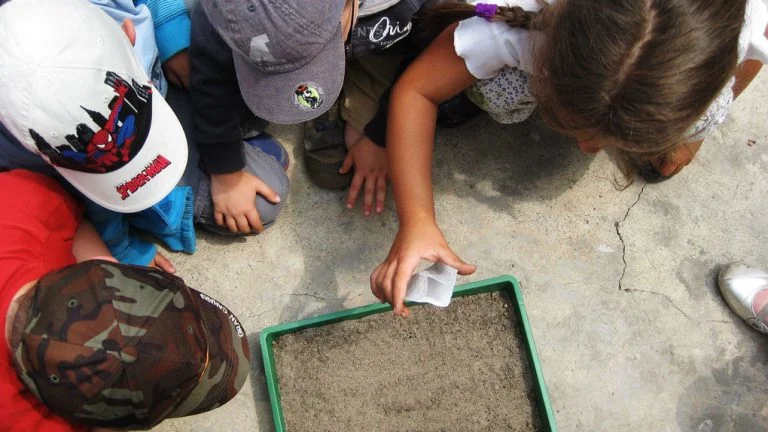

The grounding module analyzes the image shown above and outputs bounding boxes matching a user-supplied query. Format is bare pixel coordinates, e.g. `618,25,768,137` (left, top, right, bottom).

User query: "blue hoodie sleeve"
84,202,157,266
139,0,191,62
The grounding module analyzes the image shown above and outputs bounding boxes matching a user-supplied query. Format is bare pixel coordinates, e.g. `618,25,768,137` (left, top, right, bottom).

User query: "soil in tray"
273,291,543,432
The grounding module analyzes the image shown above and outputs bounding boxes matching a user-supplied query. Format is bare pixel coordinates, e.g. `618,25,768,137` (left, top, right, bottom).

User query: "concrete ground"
158,71,768,432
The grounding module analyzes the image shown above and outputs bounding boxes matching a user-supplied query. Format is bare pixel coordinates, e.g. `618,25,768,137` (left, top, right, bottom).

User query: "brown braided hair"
422,2,544,36
423,0,748,177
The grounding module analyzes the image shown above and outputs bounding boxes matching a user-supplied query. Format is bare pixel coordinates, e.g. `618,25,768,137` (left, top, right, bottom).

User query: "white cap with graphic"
0,0,187,212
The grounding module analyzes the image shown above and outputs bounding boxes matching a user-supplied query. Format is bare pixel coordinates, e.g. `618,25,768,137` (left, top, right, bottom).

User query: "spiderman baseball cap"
0,0,187,213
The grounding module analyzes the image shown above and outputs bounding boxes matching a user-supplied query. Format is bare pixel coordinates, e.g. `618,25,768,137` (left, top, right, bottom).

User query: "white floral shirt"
455,0,768,140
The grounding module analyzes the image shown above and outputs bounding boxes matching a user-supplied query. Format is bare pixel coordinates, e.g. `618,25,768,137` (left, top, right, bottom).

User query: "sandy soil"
273,292,543,431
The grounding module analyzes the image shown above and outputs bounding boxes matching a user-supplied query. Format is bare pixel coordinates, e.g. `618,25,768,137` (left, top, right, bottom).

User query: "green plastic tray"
260,275,557,431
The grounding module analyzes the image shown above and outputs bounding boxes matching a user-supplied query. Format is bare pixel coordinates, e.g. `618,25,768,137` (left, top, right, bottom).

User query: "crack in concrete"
615,184,646,291
287,292,327,301
613,185,696,321
623,288,692,320
247,310,268,320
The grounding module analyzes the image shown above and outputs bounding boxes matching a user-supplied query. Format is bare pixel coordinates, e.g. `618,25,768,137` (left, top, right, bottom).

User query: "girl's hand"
652,140,703,177
340,136,388,216
370,221,476,318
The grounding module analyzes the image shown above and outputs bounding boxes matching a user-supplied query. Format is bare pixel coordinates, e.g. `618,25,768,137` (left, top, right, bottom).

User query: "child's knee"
244,147,290,229
253,170,289,229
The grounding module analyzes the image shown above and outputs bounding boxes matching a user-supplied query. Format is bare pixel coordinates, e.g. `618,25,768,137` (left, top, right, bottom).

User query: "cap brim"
53,88,188,213
233,25,345,125
169,287,251,418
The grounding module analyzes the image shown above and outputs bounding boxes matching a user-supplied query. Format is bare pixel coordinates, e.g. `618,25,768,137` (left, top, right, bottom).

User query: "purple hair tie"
475,3,498,20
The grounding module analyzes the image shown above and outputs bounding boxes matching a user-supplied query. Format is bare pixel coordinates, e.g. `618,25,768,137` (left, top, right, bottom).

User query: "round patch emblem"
293,82,324,111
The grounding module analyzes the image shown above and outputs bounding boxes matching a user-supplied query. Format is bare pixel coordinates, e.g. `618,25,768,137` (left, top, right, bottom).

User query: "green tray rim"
259,275,557,431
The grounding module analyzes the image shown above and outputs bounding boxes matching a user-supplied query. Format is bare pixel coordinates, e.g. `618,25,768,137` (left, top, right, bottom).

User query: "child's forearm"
388,24,477,228
388,87,439,227
73,220,114,263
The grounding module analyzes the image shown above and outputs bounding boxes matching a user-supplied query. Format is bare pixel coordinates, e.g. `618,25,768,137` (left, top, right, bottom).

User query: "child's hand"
148,251,176,274
210,170,281,233
340,136,388,216
370,221,476,318
163,50,190,89
652,140,703,177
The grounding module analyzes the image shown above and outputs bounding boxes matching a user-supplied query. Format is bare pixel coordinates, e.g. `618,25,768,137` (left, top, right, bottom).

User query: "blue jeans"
166,86,290,234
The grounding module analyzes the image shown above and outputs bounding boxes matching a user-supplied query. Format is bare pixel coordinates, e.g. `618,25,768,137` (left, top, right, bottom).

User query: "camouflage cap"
8,260,250,430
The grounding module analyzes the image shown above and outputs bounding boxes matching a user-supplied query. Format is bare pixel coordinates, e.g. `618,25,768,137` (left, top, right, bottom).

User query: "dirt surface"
273,292,543,431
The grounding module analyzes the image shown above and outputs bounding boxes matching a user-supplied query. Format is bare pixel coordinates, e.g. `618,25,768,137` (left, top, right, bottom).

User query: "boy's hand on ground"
652,140,703,177
370,222,476,318
211,170,281,234
340,137,388,216
163,50,190,89
148,251,176,274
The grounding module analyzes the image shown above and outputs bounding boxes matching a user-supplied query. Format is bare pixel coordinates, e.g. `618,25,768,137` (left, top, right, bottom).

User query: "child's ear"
121,19,136,47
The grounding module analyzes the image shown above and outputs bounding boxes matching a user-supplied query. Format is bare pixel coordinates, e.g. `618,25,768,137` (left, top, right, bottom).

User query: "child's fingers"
392,257,417,318
255,181,281,204
214,211,225,227
166,71,181,89
370,263,385,301
346,173,364,209
234,214,251,233
245,209,264,233
382,258,399,306
179,70,191,89
657,141,701,176
363,176,375,216
224,215,239,233
439,248,476,275
339,151,355,174
154,252,176,274
121,19,136,46
375,174,386,213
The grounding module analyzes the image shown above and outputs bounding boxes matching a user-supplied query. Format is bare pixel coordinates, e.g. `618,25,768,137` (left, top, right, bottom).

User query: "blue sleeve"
139,0,191,62
84,202,157,266
130,186,196,254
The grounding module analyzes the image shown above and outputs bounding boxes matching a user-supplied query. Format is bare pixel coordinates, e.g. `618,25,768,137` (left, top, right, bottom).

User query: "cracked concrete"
286,292,329,301
616,184,646,291
156,71,768,431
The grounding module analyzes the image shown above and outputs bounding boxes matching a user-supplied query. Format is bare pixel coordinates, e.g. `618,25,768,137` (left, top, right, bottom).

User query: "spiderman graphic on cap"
30,71,151,174
81,80,135,168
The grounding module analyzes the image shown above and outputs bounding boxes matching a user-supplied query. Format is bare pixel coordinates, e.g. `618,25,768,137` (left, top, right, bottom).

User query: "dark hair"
425,0,747,175
422,2,543,35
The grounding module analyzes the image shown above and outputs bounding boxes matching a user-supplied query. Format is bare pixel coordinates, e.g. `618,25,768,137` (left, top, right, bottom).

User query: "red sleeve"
0,170,85,432
0,362,86,432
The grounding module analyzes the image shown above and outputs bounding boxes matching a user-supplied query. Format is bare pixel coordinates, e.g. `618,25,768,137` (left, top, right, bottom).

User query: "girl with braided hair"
370,0,768,317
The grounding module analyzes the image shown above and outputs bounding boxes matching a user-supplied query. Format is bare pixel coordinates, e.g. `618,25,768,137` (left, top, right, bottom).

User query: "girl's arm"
371,24,477,317
388,23,476,234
